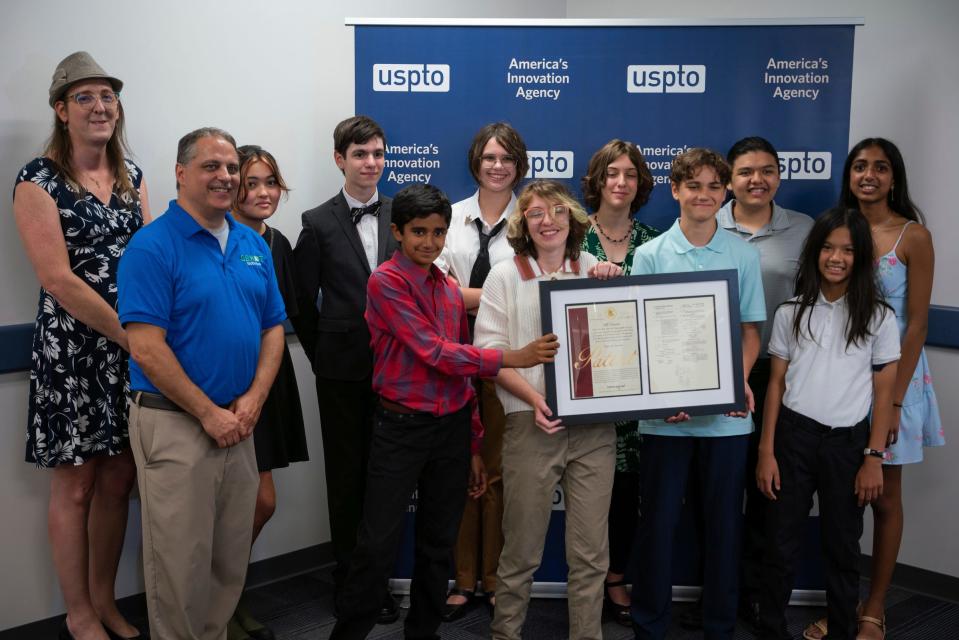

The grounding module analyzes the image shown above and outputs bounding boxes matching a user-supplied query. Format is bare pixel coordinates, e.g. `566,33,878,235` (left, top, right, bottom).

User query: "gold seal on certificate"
566,301,642,399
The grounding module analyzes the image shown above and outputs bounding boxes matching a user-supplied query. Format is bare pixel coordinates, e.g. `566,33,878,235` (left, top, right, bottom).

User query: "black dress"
17,158,144,468
253,225,309,471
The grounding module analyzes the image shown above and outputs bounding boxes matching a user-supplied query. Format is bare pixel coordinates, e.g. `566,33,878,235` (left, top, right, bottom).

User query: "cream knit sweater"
474,253,598,415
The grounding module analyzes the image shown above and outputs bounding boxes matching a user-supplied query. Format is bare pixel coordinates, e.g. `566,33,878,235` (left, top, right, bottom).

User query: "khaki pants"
129,402,258,640
452,379,506,593
492,412,615,640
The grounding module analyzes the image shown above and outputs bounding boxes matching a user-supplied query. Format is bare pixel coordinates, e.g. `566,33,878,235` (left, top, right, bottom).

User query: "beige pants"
492,412,615,640
129,402,258,640
453,379,506,593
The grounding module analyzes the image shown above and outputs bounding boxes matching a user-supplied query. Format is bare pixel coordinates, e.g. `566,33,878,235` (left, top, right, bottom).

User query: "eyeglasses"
524,204,570,222
64,91,120,110
480,154,517,168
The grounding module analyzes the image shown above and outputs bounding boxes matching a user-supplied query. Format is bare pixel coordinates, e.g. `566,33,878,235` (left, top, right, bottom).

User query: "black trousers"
608,470,640,575
757,407,869,640
315,376,376,587
740,357,772,604
331,403,472,640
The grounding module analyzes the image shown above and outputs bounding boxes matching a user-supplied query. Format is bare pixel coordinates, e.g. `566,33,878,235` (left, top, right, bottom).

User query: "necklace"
536,258,564,275
594,219,632,244
864,208,898,233
82,172,109,194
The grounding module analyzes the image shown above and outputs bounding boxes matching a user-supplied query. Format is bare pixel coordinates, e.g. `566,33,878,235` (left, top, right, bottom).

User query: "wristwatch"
863,448,886,459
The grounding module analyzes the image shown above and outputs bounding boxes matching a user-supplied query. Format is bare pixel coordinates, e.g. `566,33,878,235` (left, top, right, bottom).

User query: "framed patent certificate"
539,270,745,425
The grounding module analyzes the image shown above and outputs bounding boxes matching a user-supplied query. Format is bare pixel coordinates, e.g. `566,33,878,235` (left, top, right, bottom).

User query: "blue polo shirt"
118,200,286,405
631,218,766,437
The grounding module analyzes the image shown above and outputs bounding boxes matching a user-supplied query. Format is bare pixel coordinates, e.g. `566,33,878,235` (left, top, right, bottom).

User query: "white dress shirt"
343,188,379,271
435,189,517,284
768,293,900,427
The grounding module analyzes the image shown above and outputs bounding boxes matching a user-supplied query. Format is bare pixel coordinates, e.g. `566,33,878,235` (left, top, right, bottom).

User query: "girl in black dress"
229,145,309,640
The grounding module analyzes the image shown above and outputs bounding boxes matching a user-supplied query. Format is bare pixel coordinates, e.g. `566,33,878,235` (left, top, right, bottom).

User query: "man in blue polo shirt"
627,148,765,640
118,127,286,640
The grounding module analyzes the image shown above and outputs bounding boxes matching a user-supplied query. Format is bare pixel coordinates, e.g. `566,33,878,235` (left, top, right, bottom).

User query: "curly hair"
581,139,654,214
670,147,731,186
507,180,589,260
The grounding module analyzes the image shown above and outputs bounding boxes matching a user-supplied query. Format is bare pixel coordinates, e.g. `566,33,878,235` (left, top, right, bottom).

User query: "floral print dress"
581,218,660,472
876,221,944,464
16,157,144,467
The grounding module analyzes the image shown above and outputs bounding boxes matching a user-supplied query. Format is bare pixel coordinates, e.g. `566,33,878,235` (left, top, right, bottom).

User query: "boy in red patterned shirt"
330,184,558,640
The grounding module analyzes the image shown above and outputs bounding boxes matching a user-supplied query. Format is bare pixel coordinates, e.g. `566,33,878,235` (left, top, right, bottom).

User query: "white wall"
1,0,956,630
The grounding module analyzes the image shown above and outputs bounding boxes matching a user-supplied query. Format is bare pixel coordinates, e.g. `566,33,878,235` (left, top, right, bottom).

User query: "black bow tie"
350,201,381,225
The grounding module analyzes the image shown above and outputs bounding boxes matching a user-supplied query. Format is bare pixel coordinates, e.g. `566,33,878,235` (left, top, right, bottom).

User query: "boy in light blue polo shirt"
627,148,765,640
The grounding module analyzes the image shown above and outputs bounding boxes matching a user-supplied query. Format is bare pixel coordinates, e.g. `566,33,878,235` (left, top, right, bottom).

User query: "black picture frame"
539,269,745,426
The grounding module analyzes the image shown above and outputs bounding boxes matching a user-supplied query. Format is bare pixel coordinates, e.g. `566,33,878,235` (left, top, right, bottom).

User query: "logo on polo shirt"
778,151,832,179
627,65,706,93
526,150,574,179
240,254,264,267
373,64,451,92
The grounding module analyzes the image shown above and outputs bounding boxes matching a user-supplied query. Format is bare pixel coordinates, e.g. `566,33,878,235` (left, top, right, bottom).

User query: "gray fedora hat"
48,51,123,107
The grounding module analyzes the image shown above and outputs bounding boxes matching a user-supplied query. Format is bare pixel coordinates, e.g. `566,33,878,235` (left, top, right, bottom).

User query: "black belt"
132,391,184,412
379,397,418,414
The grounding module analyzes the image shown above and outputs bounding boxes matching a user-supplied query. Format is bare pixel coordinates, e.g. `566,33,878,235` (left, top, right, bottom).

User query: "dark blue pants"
756,407,868,640
629,434,749,640
330,403,471,640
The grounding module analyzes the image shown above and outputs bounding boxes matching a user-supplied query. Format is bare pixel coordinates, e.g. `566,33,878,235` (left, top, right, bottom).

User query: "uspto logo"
778,152,831,180
526,151,574,179
627,65,706,94
373,64,450,93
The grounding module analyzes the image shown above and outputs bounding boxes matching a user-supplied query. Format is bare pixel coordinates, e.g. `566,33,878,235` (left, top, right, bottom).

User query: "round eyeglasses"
480,154,517,168
523,204,570,222
64,91,120,110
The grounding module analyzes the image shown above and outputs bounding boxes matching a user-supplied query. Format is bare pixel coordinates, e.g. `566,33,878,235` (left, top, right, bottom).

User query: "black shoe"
603,580,632,627
484,593,495,618
378,593,400,625
678,599,703,631
105,624,151,640
441,588,474,622
738,599,762,634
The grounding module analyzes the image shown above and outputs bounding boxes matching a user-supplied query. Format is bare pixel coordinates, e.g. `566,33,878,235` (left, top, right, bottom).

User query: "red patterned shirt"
366,250,503,453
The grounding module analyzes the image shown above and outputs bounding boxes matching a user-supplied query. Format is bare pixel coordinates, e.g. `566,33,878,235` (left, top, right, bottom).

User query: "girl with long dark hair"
806,138,942,640
757,207,900,640
229,145,308,640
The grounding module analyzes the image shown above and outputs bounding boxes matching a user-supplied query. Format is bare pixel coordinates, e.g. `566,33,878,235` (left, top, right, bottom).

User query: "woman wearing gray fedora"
13,51,151,640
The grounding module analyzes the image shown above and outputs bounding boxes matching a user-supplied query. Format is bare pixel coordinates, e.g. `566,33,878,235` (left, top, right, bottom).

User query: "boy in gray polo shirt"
717,137,813,624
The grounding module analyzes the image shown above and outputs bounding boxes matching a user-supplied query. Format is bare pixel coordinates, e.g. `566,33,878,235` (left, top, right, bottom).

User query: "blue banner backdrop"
356,20,855,598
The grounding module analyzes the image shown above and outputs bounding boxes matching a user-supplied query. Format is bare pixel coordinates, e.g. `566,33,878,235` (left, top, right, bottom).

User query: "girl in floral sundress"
804,138,943,640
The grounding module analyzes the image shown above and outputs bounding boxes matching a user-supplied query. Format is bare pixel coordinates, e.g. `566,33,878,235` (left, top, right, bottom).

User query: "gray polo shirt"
717,201,814,356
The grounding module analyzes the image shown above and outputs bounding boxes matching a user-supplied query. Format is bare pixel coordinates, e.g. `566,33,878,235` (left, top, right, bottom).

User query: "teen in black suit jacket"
292,118,398,614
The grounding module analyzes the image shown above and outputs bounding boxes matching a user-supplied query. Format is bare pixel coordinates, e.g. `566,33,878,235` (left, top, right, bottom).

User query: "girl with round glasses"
13,51,151,640
436,123,529,619
475,180,622,640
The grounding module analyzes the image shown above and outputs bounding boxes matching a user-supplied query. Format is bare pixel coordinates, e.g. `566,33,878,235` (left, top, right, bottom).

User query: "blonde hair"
507,180,589,260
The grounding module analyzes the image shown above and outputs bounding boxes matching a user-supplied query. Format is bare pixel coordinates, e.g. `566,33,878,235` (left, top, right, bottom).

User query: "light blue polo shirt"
118,200,286,405
631,218,765,437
